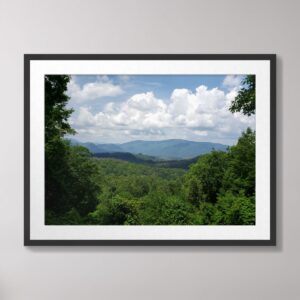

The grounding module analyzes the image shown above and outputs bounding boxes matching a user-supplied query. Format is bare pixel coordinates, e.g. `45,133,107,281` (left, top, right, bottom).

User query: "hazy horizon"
68,137,229,146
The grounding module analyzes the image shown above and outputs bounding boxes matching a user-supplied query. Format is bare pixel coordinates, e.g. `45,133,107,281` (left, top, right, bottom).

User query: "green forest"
45,75,255,225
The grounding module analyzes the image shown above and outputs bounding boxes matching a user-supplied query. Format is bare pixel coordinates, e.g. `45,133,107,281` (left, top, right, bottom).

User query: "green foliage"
193,202,217,225
139,193,194,225
223,128,255,197
64,145,101,215
193,193,255,225
185,151,228,205
95,158,185,180
185,176,201,206
45,76,101,223
213,193,255,225
46,136,255,225
80,157,194,225
229,75,255,116
89,195,140,225
46,140,101,220
46,208,83,225
183,128,255,225
45,75,75,143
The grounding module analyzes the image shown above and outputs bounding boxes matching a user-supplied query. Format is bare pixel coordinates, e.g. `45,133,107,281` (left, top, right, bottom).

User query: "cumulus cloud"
223,75,242,89
169,86,226,128
71,84,255,144
67,76,124,103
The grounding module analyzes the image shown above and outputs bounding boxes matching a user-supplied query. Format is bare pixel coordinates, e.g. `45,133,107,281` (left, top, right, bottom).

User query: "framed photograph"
24,54,276,246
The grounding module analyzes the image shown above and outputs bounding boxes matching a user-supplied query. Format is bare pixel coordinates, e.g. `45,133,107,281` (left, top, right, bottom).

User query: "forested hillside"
92,152,200,169
45,75,256,226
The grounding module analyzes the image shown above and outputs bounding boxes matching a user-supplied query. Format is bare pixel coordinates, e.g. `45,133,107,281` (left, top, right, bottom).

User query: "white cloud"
118,75,131,82
67,76,124,103
194,130,208,136
223,75,242,89
76,107,97,126
127,92,166,112
71,84,255,144
169,85,226,128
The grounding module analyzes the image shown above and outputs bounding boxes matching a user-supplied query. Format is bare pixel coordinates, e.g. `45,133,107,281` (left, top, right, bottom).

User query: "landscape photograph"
45,73,256,225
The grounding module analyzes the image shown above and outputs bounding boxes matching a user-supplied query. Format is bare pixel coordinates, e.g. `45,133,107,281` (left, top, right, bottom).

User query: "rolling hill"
69,139,228,159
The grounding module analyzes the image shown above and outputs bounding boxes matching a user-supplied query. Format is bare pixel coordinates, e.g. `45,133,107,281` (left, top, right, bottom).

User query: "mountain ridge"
69,138,228,159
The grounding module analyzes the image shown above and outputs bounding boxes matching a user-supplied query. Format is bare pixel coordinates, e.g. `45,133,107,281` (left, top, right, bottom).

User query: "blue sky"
66,74,255,145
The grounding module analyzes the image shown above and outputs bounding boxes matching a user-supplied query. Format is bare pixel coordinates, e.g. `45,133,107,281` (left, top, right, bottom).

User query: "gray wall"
0,0,298,299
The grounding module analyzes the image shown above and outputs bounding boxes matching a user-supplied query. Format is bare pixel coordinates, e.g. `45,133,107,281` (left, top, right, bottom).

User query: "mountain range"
69,139,228,160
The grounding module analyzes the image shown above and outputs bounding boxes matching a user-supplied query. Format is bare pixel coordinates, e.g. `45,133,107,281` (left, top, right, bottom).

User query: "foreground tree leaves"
229,75,255,116
45,76,100,224
184,129,255,225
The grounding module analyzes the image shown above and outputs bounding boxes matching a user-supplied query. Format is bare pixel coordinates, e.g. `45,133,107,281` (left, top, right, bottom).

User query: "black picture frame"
24,54,276,246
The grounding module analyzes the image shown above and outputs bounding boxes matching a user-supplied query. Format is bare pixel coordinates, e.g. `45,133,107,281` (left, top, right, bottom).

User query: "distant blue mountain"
69,139,228,159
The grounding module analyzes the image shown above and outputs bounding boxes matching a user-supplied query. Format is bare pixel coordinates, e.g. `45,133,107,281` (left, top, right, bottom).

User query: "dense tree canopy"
45,75,75,143
183,128,255,225
222,128,255,197
45,75,100,221
185,150,228,205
